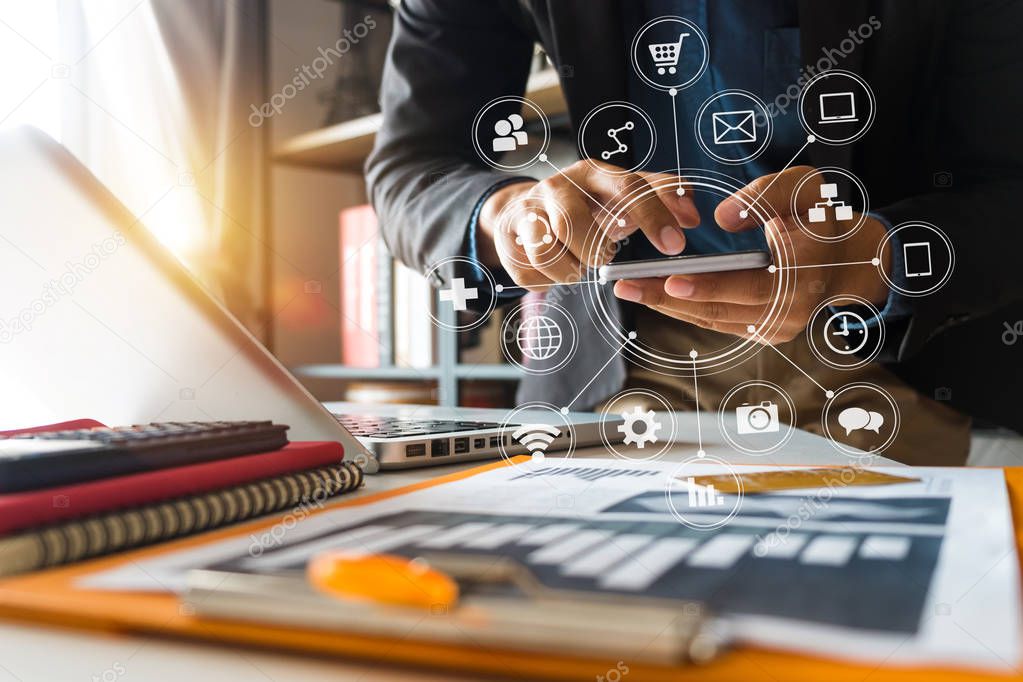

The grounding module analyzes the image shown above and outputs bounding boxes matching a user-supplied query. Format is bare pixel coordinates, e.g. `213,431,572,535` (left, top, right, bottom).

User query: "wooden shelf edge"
274,70,567,172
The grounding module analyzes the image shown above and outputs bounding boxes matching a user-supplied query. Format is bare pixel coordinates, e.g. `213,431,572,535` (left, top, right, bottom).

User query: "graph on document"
221,494,950,634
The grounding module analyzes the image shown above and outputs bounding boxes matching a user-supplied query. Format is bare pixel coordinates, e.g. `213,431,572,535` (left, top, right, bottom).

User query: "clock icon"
824,311,868,355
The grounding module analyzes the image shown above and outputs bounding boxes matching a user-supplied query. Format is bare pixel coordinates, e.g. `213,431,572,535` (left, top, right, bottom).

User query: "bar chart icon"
686,477,725,508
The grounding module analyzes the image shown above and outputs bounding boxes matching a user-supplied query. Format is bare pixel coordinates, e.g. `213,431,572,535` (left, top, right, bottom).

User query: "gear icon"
617,406,661,448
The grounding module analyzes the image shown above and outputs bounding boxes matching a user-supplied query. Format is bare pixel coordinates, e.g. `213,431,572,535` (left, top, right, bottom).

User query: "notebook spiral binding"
0,461,364,577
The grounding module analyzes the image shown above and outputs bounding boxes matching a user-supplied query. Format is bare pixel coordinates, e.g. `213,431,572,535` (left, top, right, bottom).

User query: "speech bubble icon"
837,407,870,435
865,411,884,433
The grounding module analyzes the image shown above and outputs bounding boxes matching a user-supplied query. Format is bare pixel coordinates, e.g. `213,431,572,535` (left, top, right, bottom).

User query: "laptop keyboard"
333,414,504,439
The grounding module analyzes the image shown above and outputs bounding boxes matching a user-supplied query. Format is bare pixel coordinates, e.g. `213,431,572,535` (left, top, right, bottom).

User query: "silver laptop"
0,127,608,471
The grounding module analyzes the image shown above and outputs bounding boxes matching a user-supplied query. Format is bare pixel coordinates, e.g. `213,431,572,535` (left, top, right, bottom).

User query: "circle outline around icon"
875,221,955,298
500,299,578,376
789,167,870,242
630,16,709,92
578,101,657,175
471,96,551,171
805,295,885,370
821,382,901,456
494,195,573,272
598,389,677,461
717,380,797,456
425,256,497,332
797,69,876,146
693,89,773,165
664,455,743,531
498,401,576,472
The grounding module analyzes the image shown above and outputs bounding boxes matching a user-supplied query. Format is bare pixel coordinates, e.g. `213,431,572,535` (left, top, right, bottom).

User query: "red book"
0,420,345,536
339,204,381,367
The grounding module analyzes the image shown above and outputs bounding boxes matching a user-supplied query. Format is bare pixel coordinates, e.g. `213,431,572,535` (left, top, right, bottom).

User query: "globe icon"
517,315,563,361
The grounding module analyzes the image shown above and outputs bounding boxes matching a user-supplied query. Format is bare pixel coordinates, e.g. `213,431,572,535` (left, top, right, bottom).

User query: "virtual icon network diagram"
431,15,959,530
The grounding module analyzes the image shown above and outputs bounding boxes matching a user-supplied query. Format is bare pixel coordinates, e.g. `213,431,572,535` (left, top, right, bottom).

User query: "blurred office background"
0,0,575,409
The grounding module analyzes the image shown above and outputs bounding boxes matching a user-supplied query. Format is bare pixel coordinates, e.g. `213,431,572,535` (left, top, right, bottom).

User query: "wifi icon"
512,423,561,461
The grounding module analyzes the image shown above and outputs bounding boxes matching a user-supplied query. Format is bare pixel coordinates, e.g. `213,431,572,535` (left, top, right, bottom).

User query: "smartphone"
598,249,772,281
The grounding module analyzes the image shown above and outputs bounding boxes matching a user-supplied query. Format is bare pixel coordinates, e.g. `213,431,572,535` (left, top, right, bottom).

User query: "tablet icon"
818,92,858,124
904,242,933,277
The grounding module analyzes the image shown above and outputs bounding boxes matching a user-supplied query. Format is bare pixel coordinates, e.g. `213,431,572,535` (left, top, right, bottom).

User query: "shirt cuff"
464,176,535,300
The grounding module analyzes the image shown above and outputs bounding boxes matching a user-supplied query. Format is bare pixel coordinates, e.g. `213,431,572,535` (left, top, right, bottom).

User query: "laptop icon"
818,92,858,124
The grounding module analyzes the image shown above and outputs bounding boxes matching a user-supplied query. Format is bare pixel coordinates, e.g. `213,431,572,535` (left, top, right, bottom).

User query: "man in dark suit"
367,0,1023,464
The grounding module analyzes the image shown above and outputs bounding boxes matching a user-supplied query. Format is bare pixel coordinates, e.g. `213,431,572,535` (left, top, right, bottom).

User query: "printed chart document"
82,458,1021,672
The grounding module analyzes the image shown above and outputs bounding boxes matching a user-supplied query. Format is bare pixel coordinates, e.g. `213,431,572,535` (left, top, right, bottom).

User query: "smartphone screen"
598,250,772,281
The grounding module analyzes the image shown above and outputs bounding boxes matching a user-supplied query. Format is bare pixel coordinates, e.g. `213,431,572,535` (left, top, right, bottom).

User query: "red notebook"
0,420,345,536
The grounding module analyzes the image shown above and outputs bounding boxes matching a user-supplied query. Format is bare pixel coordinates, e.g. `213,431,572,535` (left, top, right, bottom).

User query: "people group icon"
492,113,528,152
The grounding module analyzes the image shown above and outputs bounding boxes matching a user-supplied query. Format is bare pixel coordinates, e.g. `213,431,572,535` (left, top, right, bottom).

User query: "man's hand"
611,166,892,342
476,160,700,289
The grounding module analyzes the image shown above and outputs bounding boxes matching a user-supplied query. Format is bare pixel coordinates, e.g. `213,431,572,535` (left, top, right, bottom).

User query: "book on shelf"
393,260,434,369
339,204,382,368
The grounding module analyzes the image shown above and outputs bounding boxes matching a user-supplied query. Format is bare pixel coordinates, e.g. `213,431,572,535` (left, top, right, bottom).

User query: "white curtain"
0,0,267,333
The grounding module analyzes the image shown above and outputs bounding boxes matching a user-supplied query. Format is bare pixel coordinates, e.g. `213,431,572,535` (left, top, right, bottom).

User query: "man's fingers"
537,184,615,268
494,230,557,290
514,209,585,284
613,278,768,324
581,165,690,255
637,171,701,228
646,305,755,338
715,165,818,232
663,269,775,305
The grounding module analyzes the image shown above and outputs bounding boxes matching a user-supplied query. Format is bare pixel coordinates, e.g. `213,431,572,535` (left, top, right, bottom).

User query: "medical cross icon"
439,277,479,311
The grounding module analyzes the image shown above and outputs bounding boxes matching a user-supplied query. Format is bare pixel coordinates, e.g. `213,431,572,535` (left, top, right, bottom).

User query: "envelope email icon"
712,109,757,145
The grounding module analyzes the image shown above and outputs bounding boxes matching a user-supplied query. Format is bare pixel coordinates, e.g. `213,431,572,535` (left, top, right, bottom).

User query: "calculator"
0,421,290,493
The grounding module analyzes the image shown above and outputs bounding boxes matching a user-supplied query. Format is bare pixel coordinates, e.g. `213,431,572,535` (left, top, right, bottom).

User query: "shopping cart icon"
648,33,690,75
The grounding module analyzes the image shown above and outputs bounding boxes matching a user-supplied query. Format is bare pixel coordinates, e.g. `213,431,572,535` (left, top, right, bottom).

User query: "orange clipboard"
0,459,1020,682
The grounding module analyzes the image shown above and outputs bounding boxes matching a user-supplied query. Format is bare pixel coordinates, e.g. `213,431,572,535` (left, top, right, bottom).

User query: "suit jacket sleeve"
365,0,536,282
875,0,1023,360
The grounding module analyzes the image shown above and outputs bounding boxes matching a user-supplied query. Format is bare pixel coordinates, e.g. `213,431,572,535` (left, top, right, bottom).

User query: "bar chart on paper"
219,496,950,635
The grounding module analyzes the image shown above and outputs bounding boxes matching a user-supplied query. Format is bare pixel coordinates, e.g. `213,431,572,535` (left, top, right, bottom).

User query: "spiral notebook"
0,420,363,577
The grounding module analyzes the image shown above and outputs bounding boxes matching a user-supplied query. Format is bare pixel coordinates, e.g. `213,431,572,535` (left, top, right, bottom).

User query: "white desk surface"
0,410,897,682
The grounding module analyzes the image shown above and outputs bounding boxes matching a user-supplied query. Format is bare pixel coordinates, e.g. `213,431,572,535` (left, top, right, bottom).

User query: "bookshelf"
280,63,567,406
275,69,566,171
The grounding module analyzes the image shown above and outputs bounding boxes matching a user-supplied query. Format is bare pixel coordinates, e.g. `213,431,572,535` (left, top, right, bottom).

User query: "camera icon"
736,401,780,435
933,171,953,188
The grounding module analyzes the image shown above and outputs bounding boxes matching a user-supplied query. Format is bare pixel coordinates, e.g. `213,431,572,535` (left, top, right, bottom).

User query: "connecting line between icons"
669,89,683,191
689,349,705,457
768,259,879,273
561,331,637,413
748,326,834,399
741,134,816,219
